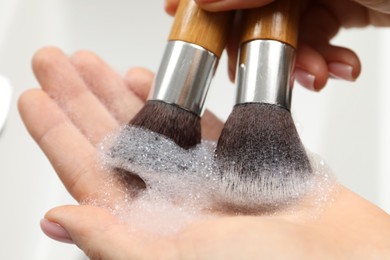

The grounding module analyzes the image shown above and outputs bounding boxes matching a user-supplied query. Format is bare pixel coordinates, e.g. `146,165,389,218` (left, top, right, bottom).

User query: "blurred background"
0,0,389,259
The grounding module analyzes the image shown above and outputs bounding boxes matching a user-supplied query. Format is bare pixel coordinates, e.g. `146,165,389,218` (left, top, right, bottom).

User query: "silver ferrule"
150,40,217,116
236,40,295,110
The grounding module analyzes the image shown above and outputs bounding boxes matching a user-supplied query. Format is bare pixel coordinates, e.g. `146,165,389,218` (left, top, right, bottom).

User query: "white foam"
94,126,337,237
99,126,220,208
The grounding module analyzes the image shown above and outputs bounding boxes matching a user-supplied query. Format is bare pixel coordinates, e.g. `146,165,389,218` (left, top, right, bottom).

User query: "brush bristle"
130,100,201,149
215,103,312,206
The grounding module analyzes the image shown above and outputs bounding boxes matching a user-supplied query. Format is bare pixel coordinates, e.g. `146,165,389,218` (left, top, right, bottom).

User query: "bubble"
99,126,220,209
94,125,337,237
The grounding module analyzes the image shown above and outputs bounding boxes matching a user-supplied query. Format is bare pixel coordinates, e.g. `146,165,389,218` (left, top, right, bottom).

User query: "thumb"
194,0,275,11
41,205,163,259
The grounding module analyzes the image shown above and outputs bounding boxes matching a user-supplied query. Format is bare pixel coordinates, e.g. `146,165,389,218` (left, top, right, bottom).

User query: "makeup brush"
130,0,233,149
216,0,312,205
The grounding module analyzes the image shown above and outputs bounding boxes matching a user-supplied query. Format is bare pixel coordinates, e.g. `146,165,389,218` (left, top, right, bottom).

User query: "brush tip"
215,103,312,206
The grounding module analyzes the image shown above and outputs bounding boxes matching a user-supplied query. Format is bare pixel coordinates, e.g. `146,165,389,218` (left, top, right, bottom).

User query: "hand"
19,47,390,259
165,0,390,91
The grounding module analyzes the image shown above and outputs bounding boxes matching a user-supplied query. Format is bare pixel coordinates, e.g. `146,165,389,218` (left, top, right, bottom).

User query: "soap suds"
90,125,337,237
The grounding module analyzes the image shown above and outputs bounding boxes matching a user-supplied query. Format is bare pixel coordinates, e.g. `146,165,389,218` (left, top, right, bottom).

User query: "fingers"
124,67,155,101
165,0,275,15
297,3,361,91
295,43,360,92
227,38,360,92
32,47,118,145
195,0,275,11
40,218,74,244
43,205,176,259
316,45,361,81
18,89,109,201
201,110,224,141
165,0,179,16
294,44,329,91
353,0,390,13
70,50,144,124
43,205,139,259
167,0,368,92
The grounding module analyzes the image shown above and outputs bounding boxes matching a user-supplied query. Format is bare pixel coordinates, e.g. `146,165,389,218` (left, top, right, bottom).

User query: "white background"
0,0,389,259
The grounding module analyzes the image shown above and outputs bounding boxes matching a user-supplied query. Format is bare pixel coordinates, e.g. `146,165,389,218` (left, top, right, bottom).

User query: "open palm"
19,47,390,259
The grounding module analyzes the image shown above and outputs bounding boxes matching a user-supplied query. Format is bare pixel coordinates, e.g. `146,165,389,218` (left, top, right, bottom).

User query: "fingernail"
295,68,316,91
328,62,355,81
40,219,74,244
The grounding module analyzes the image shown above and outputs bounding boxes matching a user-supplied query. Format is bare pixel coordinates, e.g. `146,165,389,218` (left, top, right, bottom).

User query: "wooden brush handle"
169,0,233,58
240,0,300,48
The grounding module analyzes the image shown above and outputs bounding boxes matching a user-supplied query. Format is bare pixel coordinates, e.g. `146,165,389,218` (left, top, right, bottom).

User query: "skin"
166,0,390,91
18,47,390,259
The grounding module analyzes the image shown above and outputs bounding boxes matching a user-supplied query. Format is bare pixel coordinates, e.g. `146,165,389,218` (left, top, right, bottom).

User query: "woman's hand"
19,47,390,259
166,0,390,91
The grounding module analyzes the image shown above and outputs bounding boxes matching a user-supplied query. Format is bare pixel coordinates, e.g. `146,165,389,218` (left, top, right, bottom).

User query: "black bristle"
215,103,312,205
130,100,201,149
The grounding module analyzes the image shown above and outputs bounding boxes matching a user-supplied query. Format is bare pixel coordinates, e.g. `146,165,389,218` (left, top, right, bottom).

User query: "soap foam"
94,125,337,237
100,126,220,209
